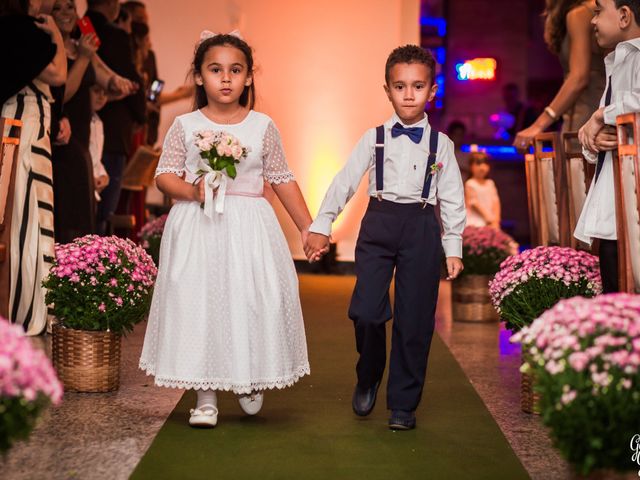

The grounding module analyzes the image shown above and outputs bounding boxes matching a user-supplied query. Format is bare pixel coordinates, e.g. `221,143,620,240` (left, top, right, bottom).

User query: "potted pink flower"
452,226,517,322
512,294,640,475
139,214,167,266
490,246,602,413
42,235,157,392
0,317,62,452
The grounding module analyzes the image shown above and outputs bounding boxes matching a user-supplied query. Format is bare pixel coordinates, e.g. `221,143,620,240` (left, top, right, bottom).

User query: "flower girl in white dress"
139,31,323,427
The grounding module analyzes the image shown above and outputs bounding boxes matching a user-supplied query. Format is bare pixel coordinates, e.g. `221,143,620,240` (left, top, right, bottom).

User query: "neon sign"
455,58,497,81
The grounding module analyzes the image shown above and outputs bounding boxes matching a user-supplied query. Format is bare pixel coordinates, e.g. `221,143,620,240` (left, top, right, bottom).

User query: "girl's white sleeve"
155,119,187,178
262,121,295,184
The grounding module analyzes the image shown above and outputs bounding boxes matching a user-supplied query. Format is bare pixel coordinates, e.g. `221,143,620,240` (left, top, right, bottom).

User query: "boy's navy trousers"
348,198,442,412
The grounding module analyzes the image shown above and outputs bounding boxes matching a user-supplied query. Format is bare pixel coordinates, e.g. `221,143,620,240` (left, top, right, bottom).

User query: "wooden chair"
524,152,543,246
562,132,596,250
614,113,640,293
530,132,571,246
0,118,22,319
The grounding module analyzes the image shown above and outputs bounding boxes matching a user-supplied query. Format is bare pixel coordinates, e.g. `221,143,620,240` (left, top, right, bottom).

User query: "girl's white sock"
196,389,217,409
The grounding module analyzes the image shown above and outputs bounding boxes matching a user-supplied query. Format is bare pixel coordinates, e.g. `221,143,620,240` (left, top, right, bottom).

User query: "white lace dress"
139,110,310,393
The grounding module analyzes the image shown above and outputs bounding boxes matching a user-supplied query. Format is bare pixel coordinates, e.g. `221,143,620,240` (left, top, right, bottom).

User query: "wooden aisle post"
0,118,23,319
532,132,571,247
562,132,595,250
614,113,640,293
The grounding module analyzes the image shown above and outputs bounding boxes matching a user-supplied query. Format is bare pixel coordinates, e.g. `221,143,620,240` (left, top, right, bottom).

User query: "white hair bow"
199,29,243,44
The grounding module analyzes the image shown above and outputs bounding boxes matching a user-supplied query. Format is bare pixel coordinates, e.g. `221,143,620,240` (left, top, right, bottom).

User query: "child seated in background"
464,152,501,229
89,84,110,200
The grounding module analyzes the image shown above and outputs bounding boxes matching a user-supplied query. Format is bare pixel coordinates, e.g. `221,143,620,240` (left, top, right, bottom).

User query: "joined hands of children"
446,257,464,281
303,231,330,263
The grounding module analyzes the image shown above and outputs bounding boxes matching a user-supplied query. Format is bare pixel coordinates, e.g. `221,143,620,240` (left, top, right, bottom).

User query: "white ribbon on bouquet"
197,157,228,217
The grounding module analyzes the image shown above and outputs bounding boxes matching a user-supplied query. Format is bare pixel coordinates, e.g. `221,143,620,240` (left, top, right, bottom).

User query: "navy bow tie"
391,123,424,144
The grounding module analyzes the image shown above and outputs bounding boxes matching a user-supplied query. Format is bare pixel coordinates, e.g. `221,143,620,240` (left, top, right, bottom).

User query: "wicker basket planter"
52,324,122,393
520,369,541,415
452,274,499,322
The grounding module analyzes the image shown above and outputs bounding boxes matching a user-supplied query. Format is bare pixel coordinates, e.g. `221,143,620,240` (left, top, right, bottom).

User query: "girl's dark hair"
544,0,588,55
191,34,255,110
0,0,30,16
468,152,491,179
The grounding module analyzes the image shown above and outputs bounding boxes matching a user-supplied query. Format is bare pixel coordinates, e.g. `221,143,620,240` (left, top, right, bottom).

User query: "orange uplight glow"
456,58,497,81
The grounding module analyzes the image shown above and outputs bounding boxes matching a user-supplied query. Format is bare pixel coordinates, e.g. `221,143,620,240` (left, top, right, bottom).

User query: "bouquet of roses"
194,130,250,216
512,294,640,474
461,226,518,276
489,246,601,332
42,235,157,334
1,317,63,453
139,214,168,266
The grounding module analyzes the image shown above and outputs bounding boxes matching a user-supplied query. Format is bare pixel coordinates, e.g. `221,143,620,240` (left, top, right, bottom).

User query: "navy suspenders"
374,125,439,207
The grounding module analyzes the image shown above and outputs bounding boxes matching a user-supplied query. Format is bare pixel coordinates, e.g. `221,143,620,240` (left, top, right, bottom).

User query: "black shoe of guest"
388,410,416,430
352,381,380,417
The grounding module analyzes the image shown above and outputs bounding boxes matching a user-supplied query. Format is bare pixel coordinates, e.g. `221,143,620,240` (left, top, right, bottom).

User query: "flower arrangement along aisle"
0,317,63,453
452,226,517,322
139,214,168,266
512,294,640,475
194,130,250,217
489,246,602,332
42,235,157,392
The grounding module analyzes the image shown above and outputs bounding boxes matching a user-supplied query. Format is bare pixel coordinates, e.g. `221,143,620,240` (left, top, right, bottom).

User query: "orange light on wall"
455,58,497,81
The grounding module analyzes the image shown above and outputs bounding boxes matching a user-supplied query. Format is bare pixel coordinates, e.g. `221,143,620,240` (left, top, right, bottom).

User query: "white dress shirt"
309,113,466,257
89,113,107,179
575,38,640,244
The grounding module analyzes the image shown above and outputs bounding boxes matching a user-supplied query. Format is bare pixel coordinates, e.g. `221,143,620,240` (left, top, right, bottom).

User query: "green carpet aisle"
131,275,529,479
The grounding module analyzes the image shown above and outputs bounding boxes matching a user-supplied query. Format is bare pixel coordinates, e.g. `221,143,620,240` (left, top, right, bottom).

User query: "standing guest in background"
464,152,501,229
50,0,135,243
1,0,67,335
447,120,469,177
86,0,146,235
502,83,538,141
89,84,110,198
514,0,606,149
577,0,640,293
122,1,192,146
114,5,131,33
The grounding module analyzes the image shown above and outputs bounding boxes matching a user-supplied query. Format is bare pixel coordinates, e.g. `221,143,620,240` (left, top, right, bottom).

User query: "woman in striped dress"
1,1,67,335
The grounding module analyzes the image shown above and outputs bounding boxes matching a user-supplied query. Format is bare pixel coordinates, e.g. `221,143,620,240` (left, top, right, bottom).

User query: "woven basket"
52,324,122,393
521,370,541,415
451,274,499,322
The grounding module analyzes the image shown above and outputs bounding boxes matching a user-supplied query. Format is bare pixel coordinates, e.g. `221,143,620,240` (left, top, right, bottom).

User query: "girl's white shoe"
238,392,264,415
189,404,218,428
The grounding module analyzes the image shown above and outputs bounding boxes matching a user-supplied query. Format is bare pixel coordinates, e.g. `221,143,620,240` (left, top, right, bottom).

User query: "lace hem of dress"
155,167,185,178
264,171,295,185
138,361,310,393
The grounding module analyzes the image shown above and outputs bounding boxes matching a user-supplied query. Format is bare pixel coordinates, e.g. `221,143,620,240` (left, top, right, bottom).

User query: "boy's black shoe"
388,410,416,430
352,381,380,416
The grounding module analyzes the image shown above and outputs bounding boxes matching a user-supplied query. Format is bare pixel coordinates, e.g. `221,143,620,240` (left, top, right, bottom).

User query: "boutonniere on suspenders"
374,124,440,209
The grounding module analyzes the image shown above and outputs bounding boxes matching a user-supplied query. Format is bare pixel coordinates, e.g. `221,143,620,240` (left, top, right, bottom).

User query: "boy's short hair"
385,45,436,86
615,0,640,25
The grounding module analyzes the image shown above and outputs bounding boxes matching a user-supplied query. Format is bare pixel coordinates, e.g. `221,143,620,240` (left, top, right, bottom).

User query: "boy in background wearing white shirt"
89,84,110,200
577,0,640,292
305,46,466,430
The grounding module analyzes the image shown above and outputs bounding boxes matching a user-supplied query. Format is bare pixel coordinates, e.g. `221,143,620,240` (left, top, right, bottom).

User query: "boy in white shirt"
305,46,465,430
89,84,110,199
577,0,640,292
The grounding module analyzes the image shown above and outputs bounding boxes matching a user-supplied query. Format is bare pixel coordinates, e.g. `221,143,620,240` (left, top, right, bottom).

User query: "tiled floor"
1,276,616,479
